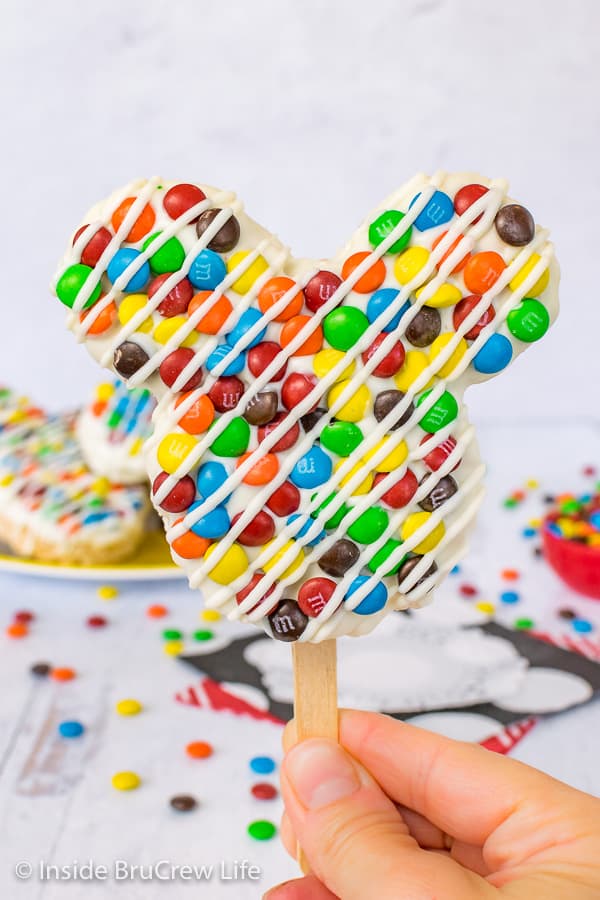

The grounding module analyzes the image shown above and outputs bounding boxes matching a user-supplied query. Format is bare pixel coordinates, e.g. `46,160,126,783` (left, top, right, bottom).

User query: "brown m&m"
268,599,309,641
494,204,535,246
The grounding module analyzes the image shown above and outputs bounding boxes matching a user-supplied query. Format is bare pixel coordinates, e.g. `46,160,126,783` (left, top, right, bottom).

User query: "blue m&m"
227,308,268,349
206,344,246,376
187,502,230,539
366,289,411,332
197,461,230,498
107,249,150,293
290,446,332,489
472,333,513,374
287,513,326,546
409,191,454,231
188,249,227,290
344,576,388,615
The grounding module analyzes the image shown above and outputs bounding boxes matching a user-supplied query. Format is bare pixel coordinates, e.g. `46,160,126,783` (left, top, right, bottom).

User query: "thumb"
280,738,494,900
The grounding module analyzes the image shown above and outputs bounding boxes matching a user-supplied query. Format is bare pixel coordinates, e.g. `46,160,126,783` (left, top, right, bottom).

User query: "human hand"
264,710,600,899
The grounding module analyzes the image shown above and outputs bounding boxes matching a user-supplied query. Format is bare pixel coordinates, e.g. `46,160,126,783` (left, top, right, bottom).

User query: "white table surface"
0,422,599,898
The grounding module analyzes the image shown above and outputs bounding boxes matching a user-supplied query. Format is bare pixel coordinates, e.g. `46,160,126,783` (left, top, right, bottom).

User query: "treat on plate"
52,172,559,640
543,491,600,598
77,379,155,484
0,395,149,564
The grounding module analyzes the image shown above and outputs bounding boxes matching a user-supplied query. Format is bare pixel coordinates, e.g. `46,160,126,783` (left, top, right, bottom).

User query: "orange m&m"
341,252,386,294
170,518,211,560
432,231,470,273
111,197,156,243
258,277,304,321
188,292,233,335
280,316,323,356
175,393,215,435
237,452,279,485
463,252,506,294
79,299,117,335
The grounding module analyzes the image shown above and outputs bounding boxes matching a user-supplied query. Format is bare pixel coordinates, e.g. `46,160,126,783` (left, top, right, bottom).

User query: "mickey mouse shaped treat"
53,173,559,641
77,379,155,485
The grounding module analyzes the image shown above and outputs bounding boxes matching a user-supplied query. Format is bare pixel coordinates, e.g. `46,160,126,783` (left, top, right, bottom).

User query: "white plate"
0,530,186,581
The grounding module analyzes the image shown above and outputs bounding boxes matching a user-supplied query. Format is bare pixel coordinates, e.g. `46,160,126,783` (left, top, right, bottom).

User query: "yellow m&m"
509,253,549,297
153,316,198,349
157,433,198,475
227,251,269,295
118,294,153,333
204,542,249,584
364,436,409,472
394,351,434,393
429,333,468,378
313,348,355,382
262,540,305,579
335,459,373,496
416,282,461,309
394,246,430,285
327,381,371,422
401,512,445,554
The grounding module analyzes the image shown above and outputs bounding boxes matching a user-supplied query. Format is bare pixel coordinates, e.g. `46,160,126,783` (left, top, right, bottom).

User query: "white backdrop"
2,0,598,420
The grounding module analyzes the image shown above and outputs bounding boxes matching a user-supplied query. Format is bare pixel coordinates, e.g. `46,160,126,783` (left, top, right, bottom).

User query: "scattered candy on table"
98,585,119,600
251,783,278,801
249,756,277,775
170,794,198,812
58,721,85,739
112,771,141,791
186,741,214,759
116,699,143,716
247,820,277,841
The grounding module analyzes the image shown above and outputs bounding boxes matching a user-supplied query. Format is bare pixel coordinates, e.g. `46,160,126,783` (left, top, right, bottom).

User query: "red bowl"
542,524,600,599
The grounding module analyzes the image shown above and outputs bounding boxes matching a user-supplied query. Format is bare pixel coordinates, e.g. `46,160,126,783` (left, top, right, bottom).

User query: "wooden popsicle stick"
291,639,338,871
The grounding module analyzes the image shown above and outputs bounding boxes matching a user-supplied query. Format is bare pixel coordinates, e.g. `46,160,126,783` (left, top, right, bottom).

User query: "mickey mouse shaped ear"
52,172,559,642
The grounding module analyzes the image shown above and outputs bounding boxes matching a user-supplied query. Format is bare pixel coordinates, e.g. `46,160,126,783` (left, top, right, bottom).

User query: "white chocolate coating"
53,173,559,640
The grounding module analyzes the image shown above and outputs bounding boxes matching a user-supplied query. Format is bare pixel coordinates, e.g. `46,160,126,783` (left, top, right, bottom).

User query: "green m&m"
143,232,186,274
507,298,549,343
346,506,389,544
367,539,406,575
311,492,351,529
320,422,363,457
368,209,413,255
323,307,369,352
209,417,250,457
416,390,458,433
56,264,101,310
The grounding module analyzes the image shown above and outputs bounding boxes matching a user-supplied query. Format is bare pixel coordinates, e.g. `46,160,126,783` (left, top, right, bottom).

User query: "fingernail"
285,739,361,810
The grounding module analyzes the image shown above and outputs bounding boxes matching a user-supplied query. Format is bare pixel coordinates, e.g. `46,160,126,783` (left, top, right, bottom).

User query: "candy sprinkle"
500,591,520,605
30,662,51,678
501,569,520,581
193,630,213,642
162,628,183,641
572,618,593,634
112,771,141,791
459,583,478,597
147,604,169,618
116,699,143,716
251,783,278,801
170,794,198,812
97,585,119,600
200,609,221,622
51,667,76,682
58,720,85,738
475,601,495,615
514,617,534,630
249,756,276,775
163,640,184,657
247,820,277,841
186,741,214,759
